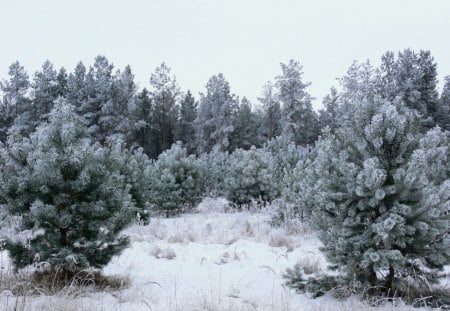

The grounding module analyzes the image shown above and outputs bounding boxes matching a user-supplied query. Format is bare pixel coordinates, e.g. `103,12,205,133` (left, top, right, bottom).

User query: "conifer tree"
258,81,281,142
225,147,278,207
275,60,318,145
229,97,260,150
129,88,156,156
32,60,59,123
0,61,32,140
438,76,450,131
0,100,136,273
195,74,237,153
174,91,198,154
149,142,203,216
149,63,180,155
200,146,229,196
290,96,450,298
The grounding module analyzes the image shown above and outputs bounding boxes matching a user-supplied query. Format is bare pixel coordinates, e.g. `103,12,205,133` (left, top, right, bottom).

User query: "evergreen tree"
149,63,180,156
258,81,281,142
275,60,318,145
225,147,278,207
290,97,450,298
318,87,340,132
174,91,198,154
56,67,68,97
32,60,59,123
378,49,440,129
149,142,203,216
129,88,156,156
0,61,32,140
200,146,229,196
0,100,136,273
101,64,135,142
66,62,87,108
229,97,260,150
438,76,450,131
195,73,237,153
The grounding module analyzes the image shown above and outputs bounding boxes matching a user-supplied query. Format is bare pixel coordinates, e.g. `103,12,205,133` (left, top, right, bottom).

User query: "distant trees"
195,73,237,153
0,50,448,304
275,60,319,145
149,63,180,156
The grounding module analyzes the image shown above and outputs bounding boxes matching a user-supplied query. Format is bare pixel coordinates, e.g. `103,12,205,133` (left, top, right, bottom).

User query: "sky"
0,0,449,110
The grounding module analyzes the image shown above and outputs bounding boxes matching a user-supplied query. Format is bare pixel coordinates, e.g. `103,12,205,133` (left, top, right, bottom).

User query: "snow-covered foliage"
195,73,237,153
103,138,152,220
200,146,229,196
275,59,319,145
291,96,450,299
0,100,136,272
224,147,278,207
148,142,204,216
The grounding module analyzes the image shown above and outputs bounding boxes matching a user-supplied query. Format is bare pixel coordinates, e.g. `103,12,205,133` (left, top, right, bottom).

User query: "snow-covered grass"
0,198,435,310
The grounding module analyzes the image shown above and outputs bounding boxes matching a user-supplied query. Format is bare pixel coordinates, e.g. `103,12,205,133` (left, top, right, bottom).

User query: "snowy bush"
200,146,229,196
104,138,152,221
224,147,279,207
0,100,136,274
281,146,316,220
286,97,450,302
149,142,204,216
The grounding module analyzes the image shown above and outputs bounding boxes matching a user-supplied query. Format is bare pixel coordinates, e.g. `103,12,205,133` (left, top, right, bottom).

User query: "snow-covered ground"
0,198,433,310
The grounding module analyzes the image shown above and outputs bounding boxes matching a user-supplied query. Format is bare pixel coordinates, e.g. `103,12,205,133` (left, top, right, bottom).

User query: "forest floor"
0,198,442,310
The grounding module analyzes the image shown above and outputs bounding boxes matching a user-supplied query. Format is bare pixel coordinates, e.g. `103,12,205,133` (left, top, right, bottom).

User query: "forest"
0,48,449,309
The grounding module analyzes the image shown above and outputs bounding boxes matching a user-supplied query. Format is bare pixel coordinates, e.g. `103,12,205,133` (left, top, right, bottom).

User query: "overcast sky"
0,0,449,109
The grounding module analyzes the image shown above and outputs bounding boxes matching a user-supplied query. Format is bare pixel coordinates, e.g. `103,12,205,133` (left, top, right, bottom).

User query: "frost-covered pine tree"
200,145,229,196
195,74,237,153
174,91,198,154
229,97,260,150
318,87,340,132
32,60,59,123
258,81,282,142
0,61,32,140
378,49,440,130
275,60,318,145
149,63,180,155
295,96,450,298
437,76,450,131
224,147,278,207
149,142,203,216
0,100,136,274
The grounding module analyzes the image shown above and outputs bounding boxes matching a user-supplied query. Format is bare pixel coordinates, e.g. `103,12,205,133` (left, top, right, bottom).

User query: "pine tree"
439,76,450,131
32,60,59,123
229,97,260,150
149,63,180,155
258,81,282,142
66,61,87,108
225,147,278,207
129,88,156,156
275,60,318,145
0,100,136,273
318,87,340,132
200,146,229,196
149,142,203,216
0,61,32,140
195,74,237,153
378,49,440,130
292,96,450,298
174,91,198,154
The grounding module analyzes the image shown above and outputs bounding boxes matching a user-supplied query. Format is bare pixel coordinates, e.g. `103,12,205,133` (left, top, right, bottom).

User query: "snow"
0,198,435,310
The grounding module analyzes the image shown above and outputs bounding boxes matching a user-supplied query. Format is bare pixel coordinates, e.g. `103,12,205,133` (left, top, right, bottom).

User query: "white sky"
0,0,449,110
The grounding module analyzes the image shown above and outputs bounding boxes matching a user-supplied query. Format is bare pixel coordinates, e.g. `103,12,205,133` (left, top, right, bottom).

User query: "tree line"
0,48,449,306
